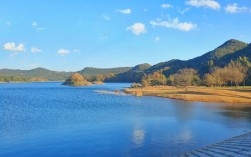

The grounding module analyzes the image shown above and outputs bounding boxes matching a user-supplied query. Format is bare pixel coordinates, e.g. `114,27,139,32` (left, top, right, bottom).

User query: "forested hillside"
78,67,131,76
0,68,72,81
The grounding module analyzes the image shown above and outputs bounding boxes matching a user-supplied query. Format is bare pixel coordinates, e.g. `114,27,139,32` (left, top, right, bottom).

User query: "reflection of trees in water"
218,105,251,121
171,99,195,122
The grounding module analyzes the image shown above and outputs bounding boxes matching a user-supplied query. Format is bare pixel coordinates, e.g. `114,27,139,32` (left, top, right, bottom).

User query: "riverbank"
124,86,251,104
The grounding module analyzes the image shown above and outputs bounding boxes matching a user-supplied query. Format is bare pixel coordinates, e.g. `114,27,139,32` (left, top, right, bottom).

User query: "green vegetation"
78,67,131,76
0,68,72,81
106,63,151,83
0,75,48,82
146,39,249,76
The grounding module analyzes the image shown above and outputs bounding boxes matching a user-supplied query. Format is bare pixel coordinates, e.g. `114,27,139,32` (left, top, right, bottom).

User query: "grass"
124,86,251,104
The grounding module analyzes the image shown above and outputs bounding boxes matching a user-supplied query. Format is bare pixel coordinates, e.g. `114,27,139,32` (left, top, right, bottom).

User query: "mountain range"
0,39,250,82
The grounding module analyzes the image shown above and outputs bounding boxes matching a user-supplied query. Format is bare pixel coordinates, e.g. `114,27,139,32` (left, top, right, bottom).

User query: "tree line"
0,76,48,82
141,57,251,87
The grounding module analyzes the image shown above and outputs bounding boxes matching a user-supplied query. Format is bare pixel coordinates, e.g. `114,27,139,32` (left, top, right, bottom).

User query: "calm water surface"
0,82,251,157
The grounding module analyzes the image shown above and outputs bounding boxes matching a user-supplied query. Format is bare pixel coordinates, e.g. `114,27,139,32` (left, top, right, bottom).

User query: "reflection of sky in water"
132,128,145,147
176,128,193,143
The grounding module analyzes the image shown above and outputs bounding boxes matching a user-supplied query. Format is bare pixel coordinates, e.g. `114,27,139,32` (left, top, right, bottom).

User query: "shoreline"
124,86,251,104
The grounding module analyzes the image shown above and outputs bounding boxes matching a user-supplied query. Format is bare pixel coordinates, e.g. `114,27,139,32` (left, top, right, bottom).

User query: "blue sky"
0,0,251,71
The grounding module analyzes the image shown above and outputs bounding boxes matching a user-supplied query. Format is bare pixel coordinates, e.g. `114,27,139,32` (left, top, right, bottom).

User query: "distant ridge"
78,67,132,76
146,39,249,76
0,68,72,81
0,39,250,82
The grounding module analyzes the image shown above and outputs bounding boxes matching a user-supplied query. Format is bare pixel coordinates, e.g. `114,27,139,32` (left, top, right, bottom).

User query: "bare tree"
227,61,247,86
173,68,199,87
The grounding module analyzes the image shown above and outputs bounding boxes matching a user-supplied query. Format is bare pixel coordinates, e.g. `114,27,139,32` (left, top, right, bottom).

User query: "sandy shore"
124,86,251,104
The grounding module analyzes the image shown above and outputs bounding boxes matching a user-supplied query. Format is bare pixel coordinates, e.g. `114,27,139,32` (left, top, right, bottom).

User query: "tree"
203,59,249,87
226,61,247,86
237,56,251,87
167,75,175,86
204,73,216,87
173,68,199,87
141,72,167,87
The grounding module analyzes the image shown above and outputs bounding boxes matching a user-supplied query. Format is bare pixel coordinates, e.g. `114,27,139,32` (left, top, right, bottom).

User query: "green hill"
106,63,151,82
78,67,132,76
0,68,72,81
146,39,249,76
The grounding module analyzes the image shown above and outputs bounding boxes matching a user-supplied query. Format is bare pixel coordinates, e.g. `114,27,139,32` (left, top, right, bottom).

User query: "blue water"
0,82,250,157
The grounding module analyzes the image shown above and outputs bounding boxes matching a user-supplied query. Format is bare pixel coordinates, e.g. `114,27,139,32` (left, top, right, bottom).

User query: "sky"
0,0,251,71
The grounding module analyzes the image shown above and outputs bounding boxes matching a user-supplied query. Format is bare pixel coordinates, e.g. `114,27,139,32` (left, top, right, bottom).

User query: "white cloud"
57,49,70,56
32,21,37,27
155,36,161,42
103,15,111,21
32,21,46,31
186,0,221,10
144,9,148,12
118,9,132,14
127,23,146,35
150,18,197,31
225,3,250,14
37,27,46,31
161,4,172,9
3,42,25,52
31,47,42,53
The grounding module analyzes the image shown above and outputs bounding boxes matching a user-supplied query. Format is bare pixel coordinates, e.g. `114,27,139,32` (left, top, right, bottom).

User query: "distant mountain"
0,68,72,81
106,63,151,82
78,67,132,76
1,39,250,83
217,43,251,67
146,39,249,76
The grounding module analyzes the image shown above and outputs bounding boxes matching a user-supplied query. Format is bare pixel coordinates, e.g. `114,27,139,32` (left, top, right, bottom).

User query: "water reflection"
206,104,251,122
176,128,193,143
132,128,145,147
171,99,195,122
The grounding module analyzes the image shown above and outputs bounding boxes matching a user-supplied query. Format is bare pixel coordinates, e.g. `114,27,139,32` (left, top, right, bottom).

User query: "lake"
0,82,250,157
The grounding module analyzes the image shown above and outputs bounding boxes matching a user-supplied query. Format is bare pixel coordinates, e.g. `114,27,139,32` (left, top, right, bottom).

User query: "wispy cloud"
37,27,46,31
31,47,42,53
179,8,190,14
32,21,46,31
161,4,172,9
57,49,70,56
102,15,111,21
99,34,109,40
73,49,81,53
127,23,146,35
32,21,37,27
3,42,25,52
118,9,132,14
225,3,250,14
150,18,197,32
155,36,161,42
186,0,221,10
